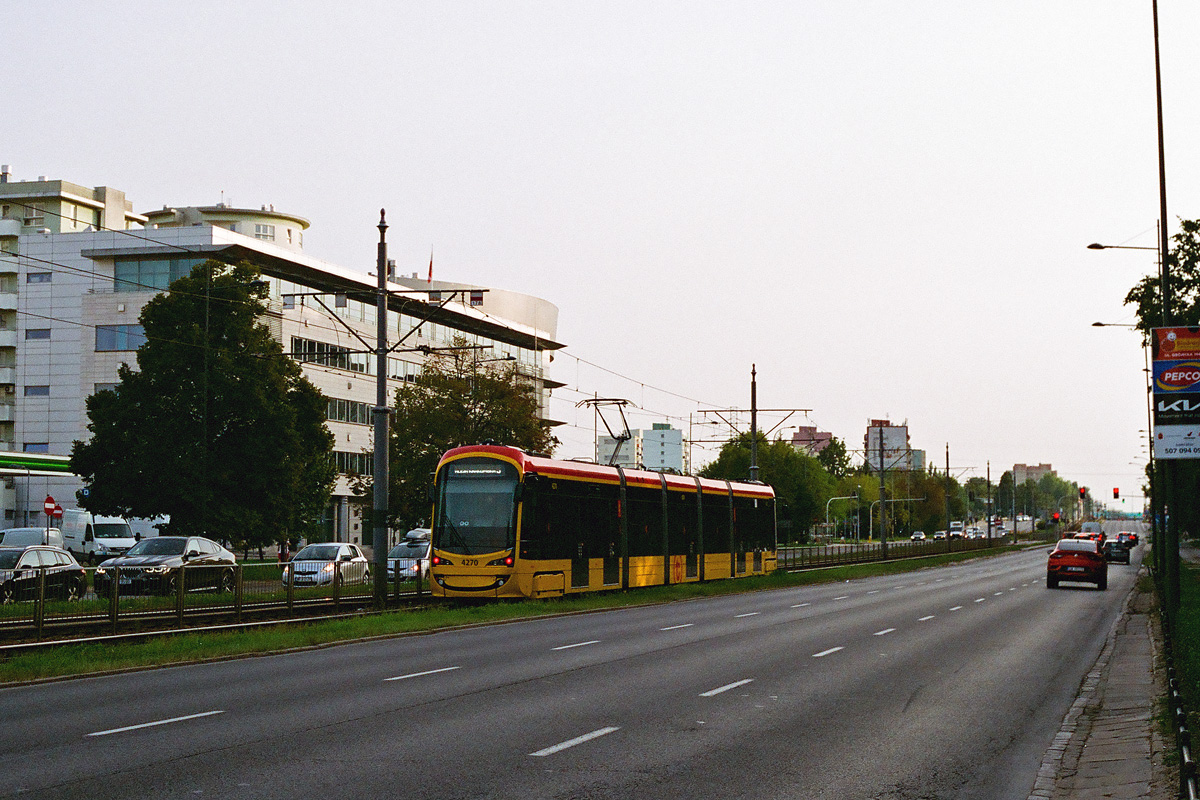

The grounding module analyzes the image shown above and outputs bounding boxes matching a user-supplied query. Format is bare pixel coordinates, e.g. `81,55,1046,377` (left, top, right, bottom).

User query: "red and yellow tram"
428,444,776,599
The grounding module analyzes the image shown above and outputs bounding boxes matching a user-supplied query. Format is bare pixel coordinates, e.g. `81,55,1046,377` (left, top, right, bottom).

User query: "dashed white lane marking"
918,615,935,622
874,628,896,636
792,603,811,608
833,595,850,601
867,590,880,595
88,710,225,737
701,678,754,697
950,606,964,612
530,727,621,757
993,592,1004,596
735,612,760,618
553,640,600,651
813,647,844,658
975,598,986,603
385,666,461,682
660,623,694,631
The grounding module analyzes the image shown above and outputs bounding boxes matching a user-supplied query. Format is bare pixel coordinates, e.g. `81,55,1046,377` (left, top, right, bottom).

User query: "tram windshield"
433,458,519,556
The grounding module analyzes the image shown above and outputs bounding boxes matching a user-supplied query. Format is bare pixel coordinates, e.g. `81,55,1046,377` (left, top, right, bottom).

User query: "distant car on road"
910,531,926,541
1047,538,1107,590
388,529,431,581
0,545,87,604
1117,531,1139,547
283,543,370,587
93,536,236,596
1102,540,1131,565
932,531,947,540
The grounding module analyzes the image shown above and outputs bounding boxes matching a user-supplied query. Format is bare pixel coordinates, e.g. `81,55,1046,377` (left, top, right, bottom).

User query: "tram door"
571,541,589,588
603,540,620,586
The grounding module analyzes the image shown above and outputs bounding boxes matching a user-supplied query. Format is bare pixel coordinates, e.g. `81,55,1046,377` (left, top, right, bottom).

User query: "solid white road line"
384,666,461,682
701,679,755,697
88,710,225,738
813,647,844,658
530,726,621,757
553,640,600,651
660,623,694,631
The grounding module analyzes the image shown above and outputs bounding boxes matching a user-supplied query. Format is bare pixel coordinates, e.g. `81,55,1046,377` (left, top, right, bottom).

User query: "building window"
22,443,49,454
94,383,119,394
22,204,44,227
95,325,147,352
114,256,204,292
334,450,372,475
23,386,49,397
254,224,276,241
24,329,50,340
26,272,51,284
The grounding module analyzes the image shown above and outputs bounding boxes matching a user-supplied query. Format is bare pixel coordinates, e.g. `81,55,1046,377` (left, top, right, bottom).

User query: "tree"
701,432,834,542
816,436,851,478
71,260,336,547
379,338,557,529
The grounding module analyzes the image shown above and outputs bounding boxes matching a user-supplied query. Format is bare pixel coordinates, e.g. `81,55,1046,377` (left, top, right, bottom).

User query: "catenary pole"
373,210,391,609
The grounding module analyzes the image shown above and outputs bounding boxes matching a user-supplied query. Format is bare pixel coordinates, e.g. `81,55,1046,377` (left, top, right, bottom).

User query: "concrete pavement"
1027,563,1174,799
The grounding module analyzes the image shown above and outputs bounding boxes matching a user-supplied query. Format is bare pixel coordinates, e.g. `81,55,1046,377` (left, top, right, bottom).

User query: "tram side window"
625,485,659,557
579,482,619,561
666,490,692,558
703,494,730,551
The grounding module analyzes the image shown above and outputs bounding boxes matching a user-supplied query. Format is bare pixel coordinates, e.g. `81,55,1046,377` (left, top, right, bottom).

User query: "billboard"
1152,327,1200,459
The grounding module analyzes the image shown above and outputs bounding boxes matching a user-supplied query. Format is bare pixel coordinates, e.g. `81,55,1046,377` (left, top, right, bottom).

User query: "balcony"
0,294,16,312
0,329,15,349
0,367,16,385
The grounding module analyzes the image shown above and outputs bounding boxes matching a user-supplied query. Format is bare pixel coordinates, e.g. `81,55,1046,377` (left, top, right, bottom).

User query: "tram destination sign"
1152,327,1200,459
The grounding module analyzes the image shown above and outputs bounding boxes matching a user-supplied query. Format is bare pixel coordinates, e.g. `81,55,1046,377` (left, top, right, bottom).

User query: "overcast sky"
12,1,1200,504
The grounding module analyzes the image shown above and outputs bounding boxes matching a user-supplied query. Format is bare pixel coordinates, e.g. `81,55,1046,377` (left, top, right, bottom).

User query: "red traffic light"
1052,511,1061,521
1113,487,1120,499
1079,487,1086,498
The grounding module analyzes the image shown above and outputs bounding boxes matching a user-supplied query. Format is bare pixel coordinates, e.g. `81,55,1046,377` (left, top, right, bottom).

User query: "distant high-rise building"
790,426,832,456
864,418,923,472
1013,463,1056,485
597,423,685,472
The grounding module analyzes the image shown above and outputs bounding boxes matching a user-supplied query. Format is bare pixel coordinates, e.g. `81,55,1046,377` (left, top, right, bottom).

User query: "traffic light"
1079,487,1086,499
1052,511,1061,523
1113,487,1120,500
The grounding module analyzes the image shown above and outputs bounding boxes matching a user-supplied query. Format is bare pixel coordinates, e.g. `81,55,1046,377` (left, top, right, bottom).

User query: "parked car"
61,509,139,565
0,527,64,549
1047,538,1107,590
388,529,431,580
1102,540,1131,565
282,543,370,587
0,545,87,604
93,536,236,596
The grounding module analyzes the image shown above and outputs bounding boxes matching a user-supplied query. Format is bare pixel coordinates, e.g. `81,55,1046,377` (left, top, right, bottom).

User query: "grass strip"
0,545,1020,685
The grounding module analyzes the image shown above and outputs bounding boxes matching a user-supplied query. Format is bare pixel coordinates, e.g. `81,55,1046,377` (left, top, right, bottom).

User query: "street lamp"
1087,243,1157,251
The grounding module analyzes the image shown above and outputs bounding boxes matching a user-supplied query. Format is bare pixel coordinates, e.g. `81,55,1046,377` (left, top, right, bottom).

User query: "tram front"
429,452,521,598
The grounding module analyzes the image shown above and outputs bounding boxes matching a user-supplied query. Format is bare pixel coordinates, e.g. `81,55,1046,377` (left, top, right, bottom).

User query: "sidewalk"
1028,563,1174,799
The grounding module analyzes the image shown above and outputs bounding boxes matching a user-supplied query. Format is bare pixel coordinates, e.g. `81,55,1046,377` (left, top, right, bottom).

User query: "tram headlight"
486,556,515,567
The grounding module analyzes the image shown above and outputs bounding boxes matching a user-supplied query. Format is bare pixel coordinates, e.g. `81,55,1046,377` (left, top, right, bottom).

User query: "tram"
428,444,776,599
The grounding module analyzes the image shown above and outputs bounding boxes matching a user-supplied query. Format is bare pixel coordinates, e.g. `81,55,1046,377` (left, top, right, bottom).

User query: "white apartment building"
863,418,924,473
0,169,564,543
597,423,686,473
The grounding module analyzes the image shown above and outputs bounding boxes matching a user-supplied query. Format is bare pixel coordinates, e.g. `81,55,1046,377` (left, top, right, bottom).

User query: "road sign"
43,495,55,515
52,504,63,519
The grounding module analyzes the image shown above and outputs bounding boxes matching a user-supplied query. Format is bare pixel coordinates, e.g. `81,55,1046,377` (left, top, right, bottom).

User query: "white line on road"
833,595,850,601
866,590,880,595
530,727,620,757
813,647,844,658
949,606,964,611
918,615,935,622
701,679,755,697
88,710,225,737
553,640,600,651
975,598,986,603
873,628,896,636
993,592,1004,596
792,602,811,608
660,623,694,631
735,612,760,618
384,666,461,682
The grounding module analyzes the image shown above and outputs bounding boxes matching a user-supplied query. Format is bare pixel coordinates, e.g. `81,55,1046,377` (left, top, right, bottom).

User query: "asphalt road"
0,530,1143,800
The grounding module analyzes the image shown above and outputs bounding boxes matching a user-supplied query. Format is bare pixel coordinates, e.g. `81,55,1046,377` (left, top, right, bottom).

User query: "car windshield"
388,540,428,558
0,551,20,569
126,538,186,556
94,523,132,539
294,545,340,561
433,457,519,556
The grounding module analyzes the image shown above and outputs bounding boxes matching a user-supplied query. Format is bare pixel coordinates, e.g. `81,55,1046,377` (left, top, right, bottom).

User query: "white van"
0,527,64,548
60,509,138,565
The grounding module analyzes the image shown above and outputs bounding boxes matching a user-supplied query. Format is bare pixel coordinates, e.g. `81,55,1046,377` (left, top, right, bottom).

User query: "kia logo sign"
1156,361,1200,392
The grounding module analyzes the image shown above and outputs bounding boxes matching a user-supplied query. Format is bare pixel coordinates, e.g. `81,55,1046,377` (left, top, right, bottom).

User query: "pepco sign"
1155,360,1200,392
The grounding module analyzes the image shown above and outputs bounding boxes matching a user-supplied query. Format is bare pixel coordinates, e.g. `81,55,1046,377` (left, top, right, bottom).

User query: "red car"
1047,538,1107,590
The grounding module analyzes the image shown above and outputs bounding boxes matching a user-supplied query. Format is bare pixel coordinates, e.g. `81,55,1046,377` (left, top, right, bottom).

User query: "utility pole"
877,426,887,557
749,365,758,482
986,461,992,542
372,210,391,610
945,444,952,553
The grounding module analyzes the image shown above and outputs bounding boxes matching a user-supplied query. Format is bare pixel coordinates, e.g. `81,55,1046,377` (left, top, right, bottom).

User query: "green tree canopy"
70,260,336,546
816,436,851,478
379,339,558,529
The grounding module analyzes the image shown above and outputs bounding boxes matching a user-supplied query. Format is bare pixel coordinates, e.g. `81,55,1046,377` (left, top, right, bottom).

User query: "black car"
93,536,236,596
1102,539,1131,565
0,545,87,604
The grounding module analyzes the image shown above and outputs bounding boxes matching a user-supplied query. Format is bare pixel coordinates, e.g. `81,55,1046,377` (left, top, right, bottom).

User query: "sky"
11,1,1200,504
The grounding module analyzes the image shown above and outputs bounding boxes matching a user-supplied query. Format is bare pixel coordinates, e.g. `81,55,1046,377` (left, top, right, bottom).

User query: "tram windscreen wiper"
442,519,472,554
